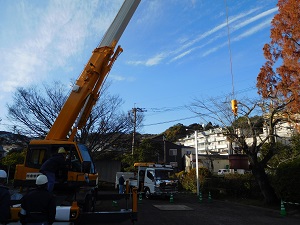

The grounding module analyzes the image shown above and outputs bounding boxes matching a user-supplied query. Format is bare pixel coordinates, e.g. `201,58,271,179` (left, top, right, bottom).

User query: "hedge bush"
177,169,262,199
273,157,300,203
176,167,211,193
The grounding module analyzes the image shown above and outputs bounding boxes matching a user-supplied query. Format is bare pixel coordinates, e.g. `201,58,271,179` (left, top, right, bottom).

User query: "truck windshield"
155,169,175,180
78,144,96,173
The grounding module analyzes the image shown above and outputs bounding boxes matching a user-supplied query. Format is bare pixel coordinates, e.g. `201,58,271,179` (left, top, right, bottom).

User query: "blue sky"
0,0,278,134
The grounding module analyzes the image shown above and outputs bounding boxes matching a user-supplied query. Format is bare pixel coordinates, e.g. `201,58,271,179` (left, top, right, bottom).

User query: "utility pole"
131,107,137,155
130,106,146,155
163,135,166,164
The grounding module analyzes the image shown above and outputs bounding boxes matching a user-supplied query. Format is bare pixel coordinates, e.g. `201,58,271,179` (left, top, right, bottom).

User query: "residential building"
177,128,230,155
178,122,297,173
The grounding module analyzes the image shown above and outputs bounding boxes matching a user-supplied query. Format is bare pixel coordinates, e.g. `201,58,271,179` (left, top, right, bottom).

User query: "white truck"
131,163,178,199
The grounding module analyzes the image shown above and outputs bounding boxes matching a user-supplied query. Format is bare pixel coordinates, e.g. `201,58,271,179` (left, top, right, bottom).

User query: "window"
147,170,155,180
27,148,47,168
155,169,175,180
67,148,81,172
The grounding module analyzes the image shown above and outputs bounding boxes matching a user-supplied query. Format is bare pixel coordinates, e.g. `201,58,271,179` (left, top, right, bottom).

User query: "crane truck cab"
133,163,178,199
13,141,98,211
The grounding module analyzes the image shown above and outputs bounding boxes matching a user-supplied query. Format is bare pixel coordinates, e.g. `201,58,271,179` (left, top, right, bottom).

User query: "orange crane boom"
46,0,140,141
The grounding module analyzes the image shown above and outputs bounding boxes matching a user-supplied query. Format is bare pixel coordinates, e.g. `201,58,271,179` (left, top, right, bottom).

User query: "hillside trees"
7,81,134,154
257,0,300,121
163,123,217,142
163,123,187,142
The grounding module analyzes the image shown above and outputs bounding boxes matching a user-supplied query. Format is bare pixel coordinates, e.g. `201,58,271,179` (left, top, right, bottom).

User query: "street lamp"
194,130,199,196
187,129,200,196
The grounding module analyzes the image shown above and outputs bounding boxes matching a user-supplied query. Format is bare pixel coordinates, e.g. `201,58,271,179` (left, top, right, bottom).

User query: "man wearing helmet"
0,169,11,224
40,147,68,192
19,174,56,225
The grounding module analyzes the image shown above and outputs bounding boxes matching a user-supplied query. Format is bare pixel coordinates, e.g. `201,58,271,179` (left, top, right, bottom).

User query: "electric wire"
144,116,199,126
224,0,235,98
142,86,258,127
145,86,256,114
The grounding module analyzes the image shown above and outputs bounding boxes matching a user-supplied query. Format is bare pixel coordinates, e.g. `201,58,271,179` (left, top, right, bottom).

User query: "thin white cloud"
145,53,166,66
175,7,277,60
136,0,162,25
233,7,277,31
202,18,273,57
233,18,272,41
127,52,166,66
129,7,260,66
109,75,126,81
171,49,193,62
131,6,277,66
0,0,122,99
170,7,262,57
109,74,136,82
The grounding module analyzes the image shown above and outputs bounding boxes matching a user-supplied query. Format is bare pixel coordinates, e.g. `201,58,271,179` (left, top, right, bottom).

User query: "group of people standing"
0,147,68,225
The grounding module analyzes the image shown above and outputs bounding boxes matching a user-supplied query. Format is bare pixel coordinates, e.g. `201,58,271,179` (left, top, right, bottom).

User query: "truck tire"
145,188,151,199
83,194,95,212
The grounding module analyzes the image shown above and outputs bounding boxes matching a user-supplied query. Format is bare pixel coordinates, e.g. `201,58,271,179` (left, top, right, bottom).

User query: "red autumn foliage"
257,0,300,114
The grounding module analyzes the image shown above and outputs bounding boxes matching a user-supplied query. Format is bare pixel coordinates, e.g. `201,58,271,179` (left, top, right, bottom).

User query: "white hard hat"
0,170,7,178
58,147,66,154
36,174,48,185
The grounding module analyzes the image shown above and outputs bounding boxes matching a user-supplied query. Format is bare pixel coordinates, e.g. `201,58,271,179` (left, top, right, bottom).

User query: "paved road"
114,193,299,225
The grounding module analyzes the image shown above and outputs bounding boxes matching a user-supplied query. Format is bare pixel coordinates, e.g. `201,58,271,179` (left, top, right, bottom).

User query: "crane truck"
10,0,141,224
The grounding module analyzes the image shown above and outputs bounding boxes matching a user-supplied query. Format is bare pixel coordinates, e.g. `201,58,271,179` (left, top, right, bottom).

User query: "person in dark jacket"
19,174,56,225
0,169,11,225
118,175,125,194
40,147,68,192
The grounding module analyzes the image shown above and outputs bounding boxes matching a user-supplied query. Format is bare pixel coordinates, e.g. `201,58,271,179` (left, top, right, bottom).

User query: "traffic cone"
198,191,203,203
280,200,286,217
138,193,143,204
169,193,174,203
208,191,212,203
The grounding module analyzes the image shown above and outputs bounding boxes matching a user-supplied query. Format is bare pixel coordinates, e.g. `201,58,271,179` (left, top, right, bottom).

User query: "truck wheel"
83,194,95,212
145,188,151,199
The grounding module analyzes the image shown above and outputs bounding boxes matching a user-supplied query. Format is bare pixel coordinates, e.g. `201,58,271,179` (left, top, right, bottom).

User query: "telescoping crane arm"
46,0,141,141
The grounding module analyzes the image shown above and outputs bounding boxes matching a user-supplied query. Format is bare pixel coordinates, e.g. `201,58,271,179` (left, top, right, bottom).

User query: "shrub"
274,158,300,202
176,167,211,193
203,173,261,199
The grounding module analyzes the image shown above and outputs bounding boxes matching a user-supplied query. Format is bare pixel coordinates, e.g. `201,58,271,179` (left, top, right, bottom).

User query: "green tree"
122,139,161,171
1,150,25,179
261,133,300,173
135,139,161,163
275,157,300,202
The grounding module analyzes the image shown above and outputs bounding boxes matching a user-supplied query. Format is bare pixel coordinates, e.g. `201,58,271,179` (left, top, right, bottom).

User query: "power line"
144,116,199,126
142,86,258,128
145,86,257,115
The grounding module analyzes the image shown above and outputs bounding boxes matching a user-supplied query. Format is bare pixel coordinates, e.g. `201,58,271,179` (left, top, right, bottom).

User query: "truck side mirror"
81,161,91,173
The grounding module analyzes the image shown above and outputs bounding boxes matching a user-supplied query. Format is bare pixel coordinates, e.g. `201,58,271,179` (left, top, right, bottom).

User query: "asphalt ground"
90,192,300,225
